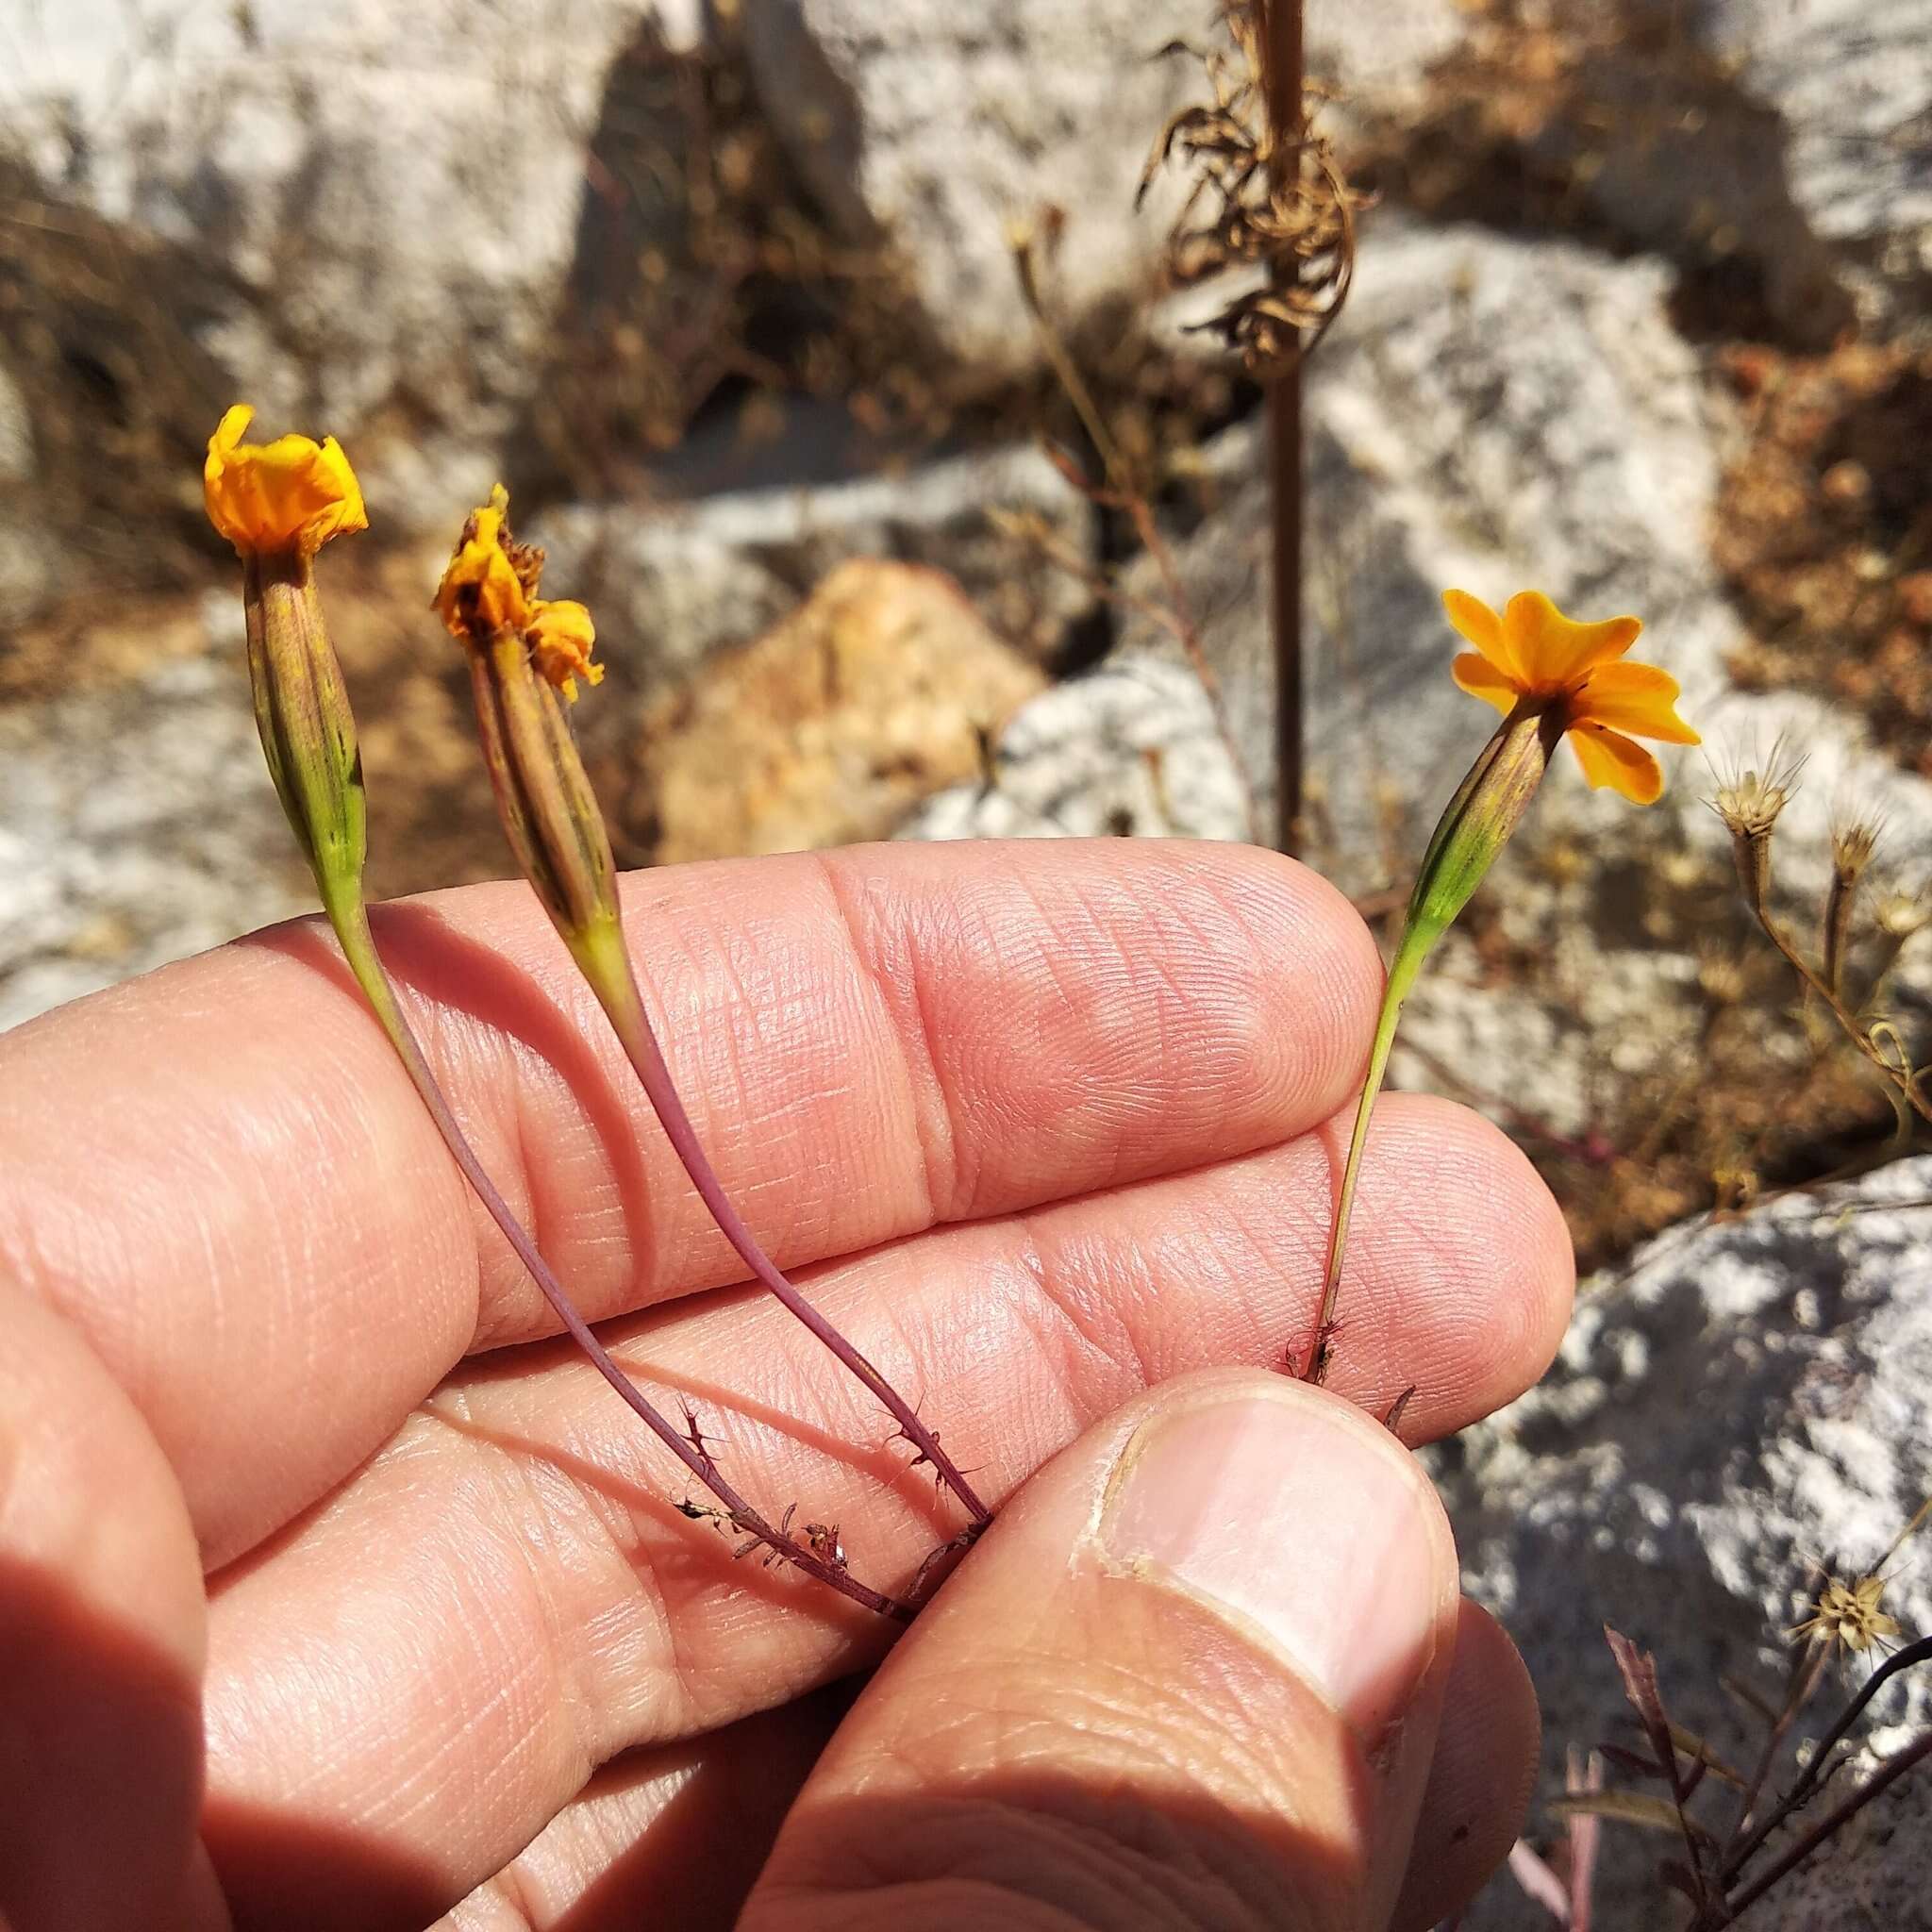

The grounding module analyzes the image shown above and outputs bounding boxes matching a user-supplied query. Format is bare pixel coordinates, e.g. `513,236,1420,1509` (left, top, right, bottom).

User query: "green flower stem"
1303,701,1563,1384
244,558,908,1619
1305,925,1427,1380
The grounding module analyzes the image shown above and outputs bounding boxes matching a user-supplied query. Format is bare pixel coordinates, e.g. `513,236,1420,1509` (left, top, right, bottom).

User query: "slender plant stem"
1722,1635,1932,1885
1720,1730,1932,1924
323,885,912,1620
1263,0,1305,855
1756,911,1932,1122
573,919,993,1527
1301,929,1424,1381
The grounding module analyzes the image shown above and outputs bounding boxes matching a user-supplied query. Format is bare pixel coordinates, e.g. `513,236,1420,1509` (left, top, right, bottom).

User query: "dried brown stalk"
1139,0,1368,852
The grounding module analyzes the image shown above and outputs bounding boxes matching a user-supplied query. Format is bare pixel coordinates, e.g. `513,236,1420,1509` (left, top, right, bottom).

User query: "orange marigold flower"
1444,588,1699,805
435,488,604,701
204,404,368,558
434,486,532,640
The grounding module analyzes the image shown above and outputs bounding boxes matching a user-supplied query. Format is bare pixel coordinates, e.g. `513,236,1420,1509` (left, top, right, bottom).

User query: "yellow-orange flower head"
527,599,603,701
435,487,603,701
204,405,368,558
1444,589,1699,805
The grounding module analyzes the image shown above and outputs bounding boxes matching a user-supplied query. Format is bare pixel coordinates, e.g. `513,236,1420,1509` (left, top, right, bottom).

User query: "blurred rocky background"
2,1,1929,1923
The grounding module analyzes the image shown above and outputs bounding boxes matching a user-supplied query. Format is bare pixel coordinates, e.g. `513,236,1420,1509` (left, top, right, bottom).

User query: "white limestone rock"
1437,1156,1932,1927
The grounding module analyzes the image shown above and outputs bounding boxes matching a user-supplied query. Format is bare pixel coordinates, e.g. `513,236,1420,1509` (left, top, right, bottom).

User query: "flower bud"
204,406,370,911
436,491,620,965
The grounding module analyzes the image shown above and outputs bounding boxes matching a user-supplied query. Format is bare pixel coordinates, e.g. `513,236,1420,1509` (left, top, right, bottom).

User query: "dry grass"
1717,340,1932,774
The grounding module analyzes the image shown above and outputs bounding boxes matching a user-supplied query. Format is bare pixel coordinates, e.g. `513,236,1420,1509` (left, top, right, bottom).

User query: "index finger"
0,839,1380,1566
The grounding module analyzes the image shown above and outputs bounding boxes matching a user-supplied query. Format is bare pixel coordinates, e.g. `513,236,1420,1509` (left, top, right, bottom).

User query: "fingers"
197,1098,1569,1926
0,1278,223,1932
0,840,1378,1565
431,1616,1536,1932
740,1370,1462,1932
1391,1603,1539,1932
438,1691,851,1932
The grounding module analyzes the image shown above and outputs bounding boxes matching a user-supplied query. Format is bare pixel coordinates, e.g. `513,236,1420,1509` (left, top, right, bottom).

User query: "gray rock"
1306,0,1464,98
1436,1156,1932,1928
1,0,674,454
737,0,1203,375
738,0,1476,381
529,439,1096,687
899,657,1251,843
0,633,309,1032
1699,0,1932,308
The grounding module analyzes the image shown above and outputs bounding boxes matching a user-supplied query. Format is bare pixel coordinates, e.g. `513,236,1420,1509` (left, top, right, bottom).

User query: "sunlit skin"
1445,588,1700,804
0,843,1574,1929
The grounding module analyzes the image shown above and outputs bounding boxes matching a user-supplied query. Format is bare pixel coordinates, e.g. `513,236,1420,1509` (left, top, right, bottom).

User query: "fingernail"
1100,1387,1447,1732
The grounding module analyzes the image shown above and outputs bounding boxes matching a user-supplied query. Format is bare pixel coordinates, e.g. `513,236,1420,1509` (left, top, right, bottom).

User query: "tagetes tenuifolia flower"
1444,588,1699,804
1304,587,1699,1385
435,487,603,699
204,404,368,558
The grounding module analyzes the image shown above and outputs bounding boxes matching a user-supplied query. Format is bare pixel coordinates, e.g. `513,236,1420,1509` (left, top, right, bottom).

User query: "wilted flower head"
204,404,369,558
435,486,603,699
1791,1572,1902,1656
1445,589,1700,804
436,488,530,631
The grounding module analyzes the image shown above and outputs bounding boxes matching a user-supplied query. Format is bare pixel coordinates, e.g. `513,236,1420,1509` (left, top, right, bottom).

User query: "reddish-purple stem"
591,941,992,1527
331,891,911,1621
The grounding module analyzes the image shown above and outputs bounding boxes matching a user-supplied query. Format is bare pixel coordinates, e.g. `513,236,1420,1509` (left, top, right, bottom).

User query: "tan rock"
633,559,1044,864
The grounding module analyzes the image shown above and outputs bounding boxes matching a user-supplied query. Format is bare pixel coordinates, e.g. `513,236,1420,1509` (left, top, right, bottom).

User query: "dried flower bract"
1140,1,1369,376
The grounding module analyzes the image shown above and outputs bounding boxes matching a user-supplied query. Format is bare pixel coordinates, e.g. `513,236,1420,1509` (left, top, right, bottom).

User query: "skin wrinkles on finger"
196,1097,1569,1923
0,841,1380,1570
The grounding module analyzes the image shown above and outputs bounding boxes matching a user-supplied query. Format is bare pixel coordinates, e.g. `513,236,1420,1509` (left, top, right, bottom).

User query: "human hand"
0,840,1571,1931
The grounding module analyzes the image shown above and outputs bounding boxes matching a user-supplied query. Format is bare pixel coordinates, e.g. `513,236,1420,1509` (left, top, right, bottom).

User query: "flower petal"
1451,651,1520,716
203,405,368,558
1504,590,1641,691
1573,660,1700,745
528,598,603,701
1570,722,1665,804
436,487,532,640
1443,589,1523,684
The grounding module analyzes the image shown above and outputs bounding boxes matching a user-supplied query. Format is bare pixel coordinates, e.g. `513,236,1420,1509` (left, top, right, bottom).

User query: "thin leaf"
1549,1791,1718,1843
1598,1742,1665,1782
1668,1722,1748,1789
1604,1626,1678,1777
1721,1672,1780,1724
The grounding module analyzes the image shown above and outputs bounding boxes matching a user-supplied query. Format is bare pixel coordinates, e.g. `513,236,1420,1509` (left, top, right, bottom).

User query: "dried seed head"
1709,737,1805,915
1824,805,1884,995
1790,1573,1902,1656
1710,738,1804,840
1829,812,1881,884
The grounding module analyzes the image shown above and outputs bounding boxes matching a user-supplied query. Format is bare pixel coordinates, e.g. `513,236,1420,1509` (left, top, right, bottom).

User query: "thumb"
741,1368,1462,1932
